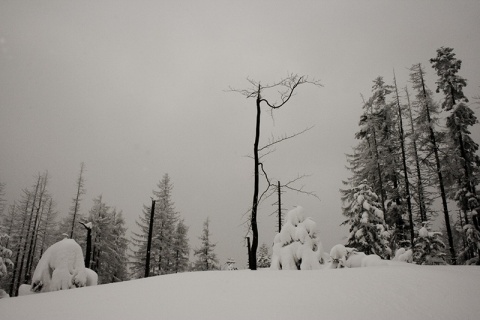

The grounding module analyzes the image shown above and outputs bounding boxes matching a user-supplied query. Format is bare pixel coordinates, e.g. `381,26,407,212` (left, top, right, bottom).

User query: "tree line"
341,47,480,265
0,168,220,297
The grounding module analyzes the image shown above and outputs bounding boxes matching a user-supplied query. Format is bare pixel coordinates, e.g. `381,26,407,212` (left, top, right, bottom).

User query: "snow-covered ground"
1,263,479,320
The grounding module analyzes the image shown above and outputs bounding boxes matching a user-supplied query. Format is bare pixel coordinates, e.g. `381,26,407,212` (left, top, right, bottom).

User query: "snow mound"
31,239,87,293
271,206,327,270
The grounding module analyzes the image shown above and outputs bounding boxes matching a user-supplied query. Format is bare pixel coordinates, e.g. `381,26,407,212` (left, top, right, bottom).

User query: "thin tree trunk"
249,85,261,270
277,181,282,233
70,162,85,239
418,65,456,264
25,173,48,282
145,199,156,278
371,118,387,214
405,87,427,222
17,175,42,288
9,194,30,296
393,74,414,244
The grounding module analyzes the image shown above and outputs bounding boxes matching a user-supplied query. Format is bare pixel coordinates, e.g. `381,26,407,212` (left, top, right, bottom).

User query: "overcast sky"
1,1,480,268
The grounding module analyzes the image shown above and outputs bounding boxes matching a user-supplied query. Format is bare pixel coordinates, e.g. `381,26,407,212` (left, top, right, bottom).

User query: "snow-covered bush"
85,268,98,286
413,225,446,265
393,248,413,263
18,284,34,296
31,238,87,292
344,251,367,268
341,180,392,259
271,206,327,270
326,244,353,268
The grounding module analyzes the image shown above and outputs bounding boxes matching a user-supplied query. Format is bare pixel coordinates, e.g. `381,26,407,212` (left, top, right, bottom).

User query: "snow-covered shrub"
18,284,34,296
85,268,98,286
271,206,327,270
326,244,351,268
344,251,367,268
361,254,387,267
31,238,87,292
393,248,413,263
341,180,392,259
413,225,446,265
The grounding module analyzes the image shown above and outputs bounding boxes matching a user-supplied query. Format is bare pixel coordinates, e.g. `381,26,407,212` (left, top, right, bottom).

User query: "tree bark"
145,199,156,277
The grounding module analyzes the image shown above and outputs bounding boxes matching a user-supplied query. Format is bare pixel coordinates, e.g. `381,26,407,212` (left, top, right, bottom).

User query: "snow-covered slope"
2,264,480,320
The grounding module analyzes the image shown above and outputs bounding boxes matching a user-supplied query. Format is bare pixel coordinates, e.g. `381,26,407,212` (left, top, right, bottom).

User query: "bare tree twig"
259,126,314,152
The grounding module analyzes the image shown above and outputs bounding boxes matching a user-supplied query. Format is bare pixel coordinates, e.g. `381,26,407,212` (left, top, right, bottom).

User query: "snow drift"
1,264,479,320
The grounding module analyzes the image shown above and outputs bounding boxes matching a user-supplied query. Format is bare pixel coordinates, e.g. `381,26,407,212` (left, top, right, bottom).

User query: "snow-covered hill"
1,264,479,320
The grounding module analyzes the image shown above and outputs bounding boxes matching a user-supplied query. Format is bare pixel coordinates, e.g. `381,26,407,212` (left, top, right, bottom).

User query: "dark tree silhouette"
230,74,321,270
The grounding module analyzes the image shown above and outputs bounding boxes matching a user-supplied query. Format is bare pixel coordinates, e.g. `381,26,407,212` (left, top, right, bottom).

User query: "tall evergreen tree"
172,219,190,273
152,174,179,275
431,47,480,225
131,174,184,278
87,196,128,284
193,217,218,271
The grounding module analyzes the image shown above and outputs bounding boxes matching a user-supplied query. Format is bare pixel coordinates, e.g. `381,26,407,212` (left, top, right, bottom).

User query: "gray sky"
1,1,480,268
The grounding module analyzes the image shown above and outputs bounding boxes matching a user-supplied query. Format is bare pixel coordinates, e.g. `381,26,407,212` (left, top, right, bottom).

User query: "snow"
1,265,480,319
271,206,327,270
31,239,87,292
419,227,429,238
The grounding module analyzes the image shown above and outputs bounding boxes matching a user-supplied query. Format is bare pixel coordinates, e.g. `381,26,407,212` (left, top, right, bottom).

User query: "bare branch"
259,125,314,152
259,74,322,109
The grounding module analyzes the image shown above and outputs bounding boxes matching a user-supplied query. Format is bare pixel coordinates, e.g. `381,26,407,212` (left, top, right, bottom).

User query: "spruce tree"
257,243,271,268
193,217,218,271
87,196,128,284
342,180,392,258
414,224,447,265
172,219,190,273
131,174,183,277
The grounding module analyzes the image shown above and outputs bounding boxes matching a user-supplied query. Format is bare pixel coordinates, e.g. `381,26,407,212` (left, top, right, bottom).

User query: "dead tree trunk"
232,75,321,270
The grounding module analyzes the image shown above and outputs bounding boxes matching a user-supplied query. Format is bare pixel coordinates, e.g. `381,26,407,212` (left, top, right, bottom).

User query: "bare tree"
230,74,321,270
70,162,86,239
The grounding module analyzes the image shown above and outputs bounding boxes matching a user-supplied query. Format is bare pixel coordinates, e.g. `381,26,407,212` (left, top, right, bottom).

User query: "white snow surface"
1,265,480,320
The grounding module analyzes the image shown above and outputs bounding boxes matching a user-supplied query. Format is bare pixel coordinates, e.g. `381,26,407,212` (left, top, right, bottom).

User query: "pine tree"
193,217,218,271
87,196,128,284
431,48,480,229
413,224,447,265
257,243,271,268
341,180,392,258
130,174,184,278
152,174,179,275
172,219,190,273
